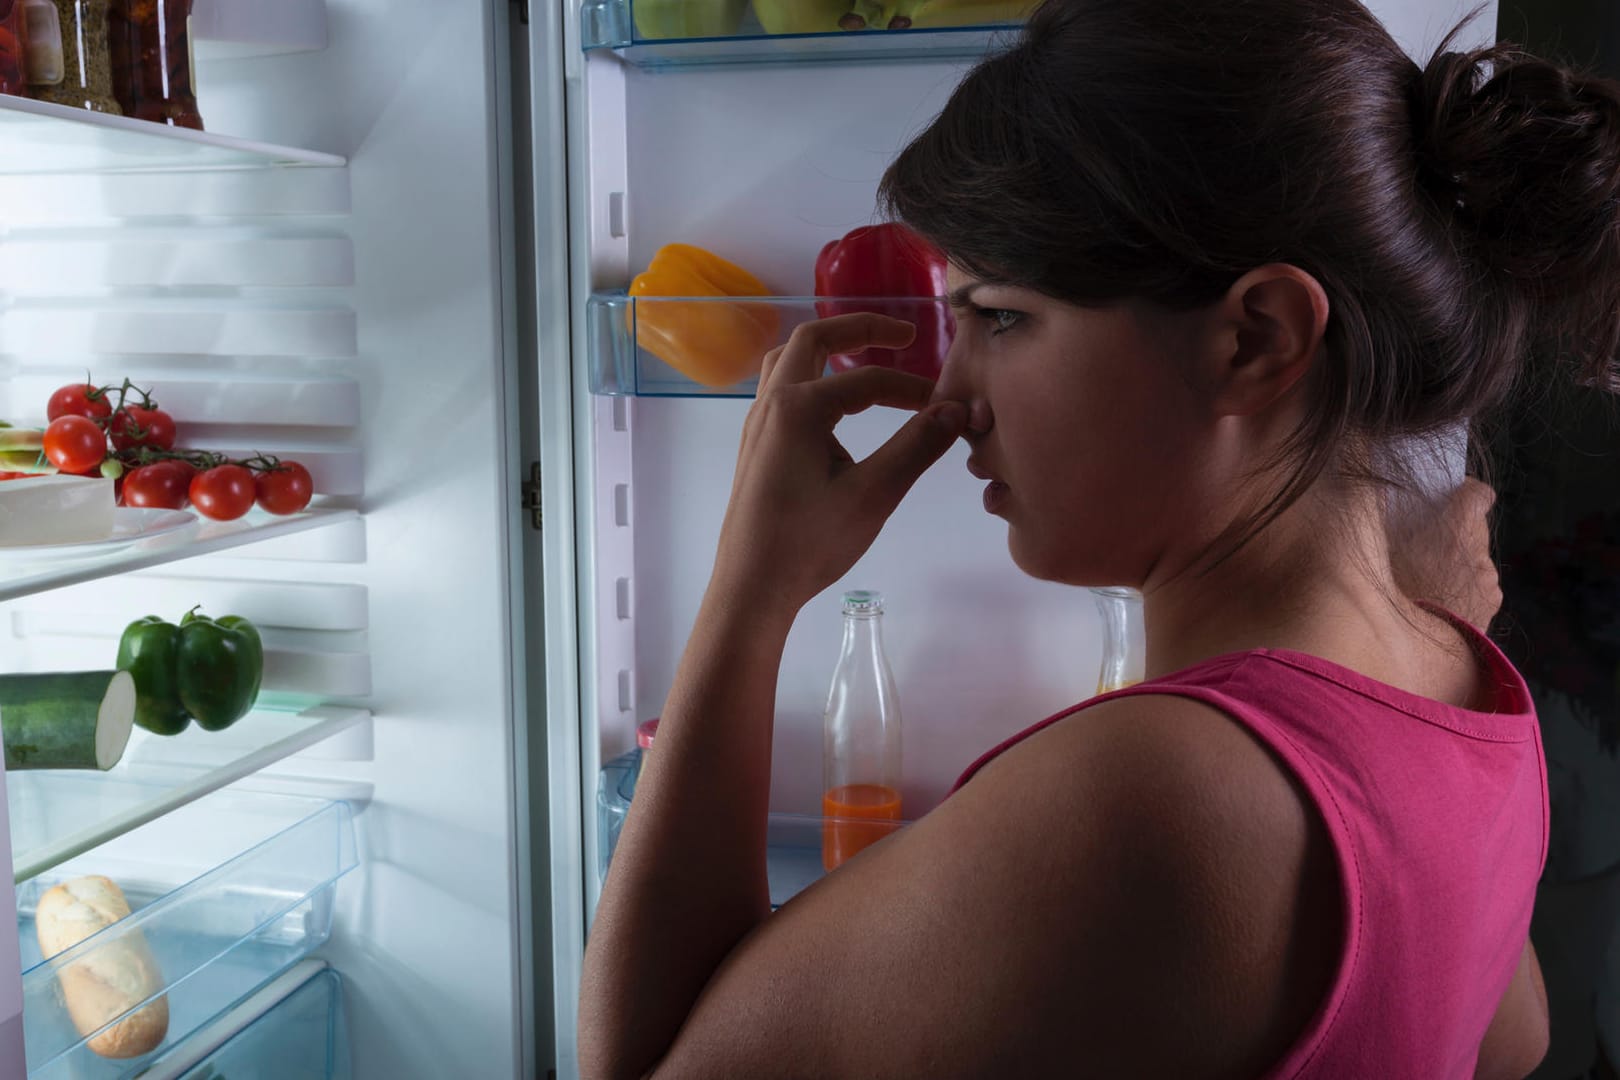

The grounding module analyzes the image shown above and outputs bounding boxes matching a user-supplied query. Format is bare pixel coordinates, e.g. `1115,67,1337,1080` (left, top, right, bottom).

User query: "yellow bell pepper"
908,0,1035,28
631,0,749,40
627,245,780,389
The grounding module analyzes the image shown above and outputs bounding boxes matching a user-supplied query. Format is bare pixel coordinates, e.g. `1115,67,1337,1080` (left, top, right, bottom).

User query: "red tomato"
46,383,113,423
42,416,108,474
189,465,256,521
254,461,313,515
123,460,196,510
108,406,177,453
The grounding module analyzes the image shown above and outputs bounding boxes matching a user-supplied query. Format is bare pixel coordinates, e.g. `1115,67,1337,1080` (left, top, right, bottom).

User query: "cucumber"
0,671,136,771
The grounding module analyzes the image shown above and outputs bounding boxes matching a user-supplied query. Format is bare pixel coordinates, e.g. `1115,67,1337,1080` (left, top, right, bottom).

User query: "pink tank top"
951,615,1548,1079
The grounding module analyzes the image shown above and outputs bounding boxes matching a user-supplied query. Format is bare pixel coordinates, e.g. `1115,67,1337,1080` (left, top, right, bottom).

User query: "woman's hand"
1389,477,1502,631
709,313,968,619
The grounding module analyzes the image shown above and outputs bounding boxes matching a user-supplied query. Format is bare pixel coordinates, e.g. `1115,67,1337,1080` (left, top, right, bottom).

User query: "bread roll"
35,875,169,1058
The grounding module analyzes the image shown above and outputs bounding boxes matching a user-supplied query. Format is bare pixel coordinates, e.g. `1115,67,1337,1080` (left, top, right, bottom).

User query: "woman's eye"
975,307,1023,335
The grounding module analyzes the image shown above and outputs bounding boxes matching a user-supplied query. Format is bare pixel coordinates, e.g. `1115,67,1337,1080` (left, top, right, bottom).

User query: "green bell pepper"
116,616,190,736
177,610,264,732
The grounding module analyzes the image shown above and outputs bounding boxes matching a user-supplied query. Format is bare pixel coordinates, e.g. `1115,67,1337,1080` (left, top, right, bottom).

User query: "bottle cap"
842,590,883,614
637,717,659,750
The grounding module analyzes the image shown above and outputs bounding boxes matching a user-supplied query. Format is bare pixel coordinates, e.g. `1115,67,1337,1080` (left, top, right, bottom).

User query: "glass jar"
0,0,25,96
1090,586,1146,694
109,0,201,129
28,0,120,113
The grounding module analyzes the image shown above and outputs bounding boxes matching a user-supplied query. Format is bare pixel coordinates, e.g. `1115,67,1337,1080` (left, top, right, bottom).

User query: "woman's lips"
983,481,1010,514
966,456,995,481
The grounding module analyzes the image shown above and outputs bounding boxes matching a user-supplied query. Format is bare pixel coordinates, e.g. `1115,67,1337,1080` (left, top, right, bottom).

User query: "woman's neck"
1138,477,1473,695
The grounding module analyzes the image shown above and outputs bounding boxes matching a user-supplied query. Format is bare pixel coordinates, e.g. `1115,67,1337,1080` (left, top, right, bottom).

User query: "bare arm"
577,315,967,1078
1474,942,1550,1080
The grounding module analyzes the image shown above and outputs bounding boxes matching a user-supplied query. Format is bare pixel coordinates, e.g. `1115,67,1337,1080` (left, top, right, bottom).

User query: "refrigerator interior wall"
1,0,534,1076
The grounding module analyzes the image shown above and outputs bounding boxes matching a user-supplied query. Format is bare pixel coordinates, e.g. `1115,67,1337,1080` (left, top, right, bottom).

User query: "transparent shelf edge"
0,508,360,604
11,705,370,884
579,1,1024,67
0,95,346,175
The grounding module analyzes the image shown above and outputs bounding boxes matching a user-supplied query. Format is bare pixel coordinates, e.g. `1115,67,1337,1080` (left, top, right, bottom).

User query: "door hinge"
521,461,543,531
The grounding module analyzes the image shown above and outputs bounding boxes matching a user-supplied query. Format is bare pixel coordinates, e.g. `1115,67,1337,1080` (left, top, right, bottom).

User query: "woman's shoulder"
950,690,1342,1072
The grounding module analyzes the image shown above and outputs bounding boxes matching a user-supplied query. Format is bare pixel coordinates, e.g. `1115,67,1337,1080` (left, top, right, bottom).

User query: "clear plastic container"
141,962,350,1080
1090,587,1145,694
0,0,27,96
27,0,121,113
587,293,954,397
109,0,202,129
15,788,357,1079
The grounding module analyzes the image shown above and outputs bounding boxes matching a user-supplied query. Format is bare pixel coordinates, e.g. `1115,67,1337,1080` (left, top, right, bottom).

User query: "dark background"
1491,3,1620,1077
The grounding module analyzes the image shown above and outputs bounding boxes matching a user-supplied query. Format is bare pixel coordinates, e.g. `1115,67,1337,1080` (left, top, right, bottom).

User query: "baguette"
35,875,169,1058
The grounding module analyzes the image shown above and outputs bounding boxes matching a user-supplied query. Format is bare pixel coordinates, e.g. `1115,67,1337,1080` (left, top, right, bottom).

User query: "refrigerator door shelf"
580,0,1025,68
0,509,360,606
140,960,350,1080
14,789,357,1079
0,97,345,176
8,707,371,885
597,751,911,911
587,291,953,397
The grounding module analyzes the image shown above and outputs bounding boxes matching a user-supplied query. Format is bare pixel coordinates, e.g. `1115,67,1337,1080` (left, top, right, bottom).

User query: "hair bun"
1413,39,1620,388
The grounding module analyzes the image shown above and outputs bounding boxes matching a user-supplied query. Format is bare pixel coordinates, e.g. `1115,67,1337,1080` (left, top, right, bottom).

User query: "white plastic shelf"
0,97,344,176
7,705,370,884
581,0,1025,67
192,0,330,60
0,509,359,605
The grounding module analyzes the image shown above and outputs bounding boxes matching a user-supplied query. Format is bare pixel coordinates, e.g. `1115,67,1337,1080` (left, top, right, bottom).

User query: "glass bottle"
0,0,26,97
1090,586,1145,694
28,0,120,114
822,590,903,871
109,0,202,129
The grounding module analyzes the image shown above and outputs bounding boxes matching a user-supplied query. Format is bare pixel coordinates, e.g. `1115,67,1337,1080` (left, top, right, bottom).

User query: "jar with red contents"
108,0,201,129
0,0,27,96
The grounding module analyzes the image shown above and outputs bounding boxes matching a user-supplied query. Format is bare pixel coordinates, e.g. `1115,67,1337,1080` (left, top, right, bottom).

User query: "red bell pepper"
814,223,954,380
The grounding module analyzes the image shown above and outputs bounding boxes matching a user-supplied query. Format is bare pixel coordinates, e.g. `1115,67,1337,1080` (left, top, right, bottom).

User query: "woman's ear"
1199,264,1330,418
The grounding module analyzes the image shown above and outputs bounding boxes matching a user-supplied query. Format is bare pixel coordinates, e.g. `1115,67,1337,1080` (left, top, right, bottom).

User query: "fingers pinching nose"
967,399,993,435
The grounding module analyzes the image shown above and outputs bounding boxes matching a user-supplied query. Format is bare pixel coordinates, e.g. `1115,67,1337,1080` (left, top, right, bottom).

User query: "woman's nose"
932,336,992,434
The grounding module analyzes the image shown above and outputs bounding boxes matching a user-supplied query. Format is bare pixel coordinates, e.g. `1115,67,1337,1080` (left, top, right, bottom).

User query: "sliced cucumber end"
96,671,137,771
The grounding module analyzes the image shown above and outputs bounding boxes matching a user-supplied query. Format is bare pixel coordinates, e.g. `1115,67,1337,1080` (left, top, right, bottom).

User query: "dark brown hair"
880,0,1620,554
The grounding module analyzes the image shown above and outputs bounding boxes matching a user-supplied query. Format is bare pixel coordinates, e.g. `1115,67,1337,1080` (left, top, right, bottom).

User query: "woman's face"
934,265,1230,587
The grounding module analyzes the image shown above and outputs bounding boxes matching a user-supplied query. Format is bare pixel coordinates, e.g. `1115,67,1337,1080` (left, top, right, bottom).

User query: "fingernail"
931,401,968,431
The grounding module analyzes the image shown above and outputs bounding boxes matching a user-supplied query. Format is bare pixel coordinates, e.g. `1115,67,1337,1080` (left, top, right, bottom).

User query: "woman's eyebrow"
948,282,984,309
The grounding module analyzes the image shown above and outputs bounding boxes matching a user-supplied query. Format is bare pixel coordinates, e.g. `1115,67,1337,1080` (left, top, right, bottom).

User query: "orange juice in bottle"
822,590,903,870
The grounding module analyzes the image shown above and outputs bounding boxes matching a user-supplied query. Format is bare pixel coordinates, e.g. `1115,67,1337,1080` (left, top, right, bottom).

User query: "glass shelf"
7,705,370,884
587,290,953,397
0,508,358,605
581,0,1025,67
0,96,345,175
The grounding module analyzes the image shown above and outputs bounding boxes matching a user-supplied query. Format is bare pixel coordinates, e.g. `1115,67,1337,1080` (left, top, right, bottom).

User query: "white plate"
0,508,198,562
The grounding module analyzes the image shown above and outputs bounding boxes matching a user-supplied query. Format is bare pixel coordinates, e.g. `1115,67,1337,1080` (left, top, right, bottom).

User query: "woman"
579,0,1620,1075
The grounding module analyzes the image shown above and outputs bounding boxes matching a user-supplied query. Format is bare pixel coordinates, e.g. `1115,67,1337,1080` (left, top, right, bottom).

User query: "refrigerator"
0,0,1503,1076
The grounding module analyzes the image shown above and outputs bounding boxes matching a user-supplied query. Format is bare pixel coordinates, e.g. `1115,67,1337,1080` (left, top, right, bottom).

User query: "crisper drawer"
138,960,350,1080
13,789,357,1079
